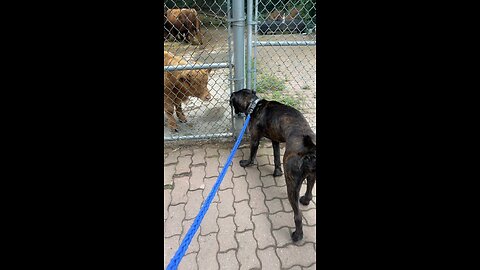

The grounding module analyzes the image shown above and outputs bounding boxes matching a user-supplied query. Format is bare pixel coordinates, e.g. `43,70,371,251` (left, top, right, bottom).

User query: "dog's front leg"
272,141,283,176
240,134,260,167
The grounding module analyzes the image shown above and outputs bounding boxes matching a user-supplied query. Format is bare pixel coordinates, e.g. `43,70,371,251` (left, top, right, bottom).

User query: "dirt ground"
164,25,316,140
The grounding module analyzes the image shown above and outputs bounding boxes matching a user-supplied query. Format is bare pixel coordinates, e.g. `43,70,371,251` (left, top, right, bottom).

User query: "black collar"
246,97,263,115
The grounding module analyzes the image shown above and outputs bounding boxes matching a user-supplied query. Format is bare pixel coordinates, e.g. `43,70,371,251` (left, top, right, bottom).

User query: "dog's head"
229,89,257,114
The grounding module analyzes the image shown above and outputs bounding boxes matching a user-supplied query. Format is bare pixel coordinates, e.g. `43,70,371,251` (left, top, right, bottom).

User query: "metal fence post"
246,0,253,89
231,0,246,138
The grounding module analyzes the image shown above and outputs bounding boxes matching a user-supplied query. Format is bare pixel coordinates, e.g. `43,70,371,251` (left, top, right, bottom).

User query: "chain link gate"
164,0,316,141
164,0,237,141
248,0,317,132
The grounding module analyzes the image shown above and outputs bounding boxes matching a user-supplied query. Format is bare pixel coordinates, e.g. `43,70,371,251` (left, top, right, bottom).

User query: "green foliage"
255,72,303,110
256,73,287,93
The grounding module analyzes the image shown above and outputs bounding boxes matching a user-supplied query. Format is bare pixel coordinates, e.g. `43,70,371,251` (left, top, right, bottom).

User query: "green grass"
255,72,303,110
256,73,287,93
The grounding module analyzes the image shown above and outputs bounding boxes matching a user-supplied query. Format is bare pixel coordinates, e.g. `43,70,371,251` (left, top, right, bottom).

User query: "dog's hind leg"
286,173,304,242
240,133,260,167
300,173,315,205
272,141,283,176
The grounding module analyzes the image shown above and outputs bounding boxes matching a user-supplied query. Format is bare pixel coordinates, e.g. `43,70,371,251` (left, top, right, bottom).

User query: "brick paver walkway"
164,141,316,270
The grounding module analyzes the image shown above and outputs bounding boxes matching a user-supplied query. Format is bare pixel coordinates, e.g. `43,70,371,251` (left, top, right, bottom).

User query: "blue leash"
166,114,251,270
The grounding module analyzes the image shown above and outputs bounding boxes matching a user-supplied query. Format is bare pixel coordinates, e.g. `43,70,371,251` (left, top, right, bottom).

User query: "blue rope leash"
166,114,251,270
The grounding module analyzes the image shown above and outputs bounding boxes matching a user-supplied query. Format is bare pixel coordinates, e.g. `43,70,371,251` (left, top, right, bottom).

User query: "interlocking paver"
263,185,288,200
184,190,204,219
164,143,316,270
165,149,180,165
289,266,302,270
256,156,269,166
218,148,231,162
236,230,260,270
205,157,220,178
272,227,292,247
219,166,234,190
302,208,316,226
276,243,316,268
164,164,175,186
257,247,281,269
164,189,171,220
171,176,189,205
304,263,316,270
205,148,218,157
164,235,180,269
259,164,275,177
192,148,206,165
248,187,268,215
190,165,206,191
234,148,244,158
261,174,276,188
200,202,218,235
176,155,192,175
218,250,239,270
233,201,253,231
255,146,272,157
302,225,316,243
217,216,238,252
233,176,249,202
269,211,295,229
231,159,246,177
252,214,275,249
275,174,286,186
198,233,219,270
217,189,234,218
265,199,283,213
178,252,198,270
203,177,220,203
180,148,193,156
245,167,262,188
165,204,185,237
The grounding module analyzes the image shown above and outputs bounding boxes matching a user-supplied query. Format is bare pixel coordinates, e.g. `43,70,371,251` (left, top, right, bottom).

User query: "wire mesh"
164,0,233,141
163,0,316,141
252,0,317,132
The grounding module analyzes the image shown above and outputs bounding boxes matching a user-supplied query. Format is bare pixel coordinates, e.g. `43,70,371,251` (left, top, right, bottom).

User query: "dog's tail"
300,134,316,173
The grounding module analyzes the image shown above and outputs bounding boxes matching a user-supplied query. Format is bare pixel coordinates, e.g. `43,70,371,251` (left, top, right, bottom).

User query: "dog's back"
258,101,313,143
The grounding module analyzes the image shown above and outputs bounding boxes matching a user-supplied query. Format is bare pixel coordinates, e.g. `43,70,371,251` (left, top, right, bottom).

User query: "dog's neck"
246,97,262,115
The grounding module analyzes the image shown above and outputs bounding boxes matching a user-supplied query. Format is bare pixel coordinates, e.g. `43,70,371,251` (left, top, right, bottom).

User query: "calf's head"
178,69,212,101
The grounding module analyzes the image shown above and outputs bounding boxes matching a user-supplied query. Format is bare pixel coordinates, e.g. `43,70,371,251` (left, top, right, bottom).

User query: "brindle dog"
230,89,316,242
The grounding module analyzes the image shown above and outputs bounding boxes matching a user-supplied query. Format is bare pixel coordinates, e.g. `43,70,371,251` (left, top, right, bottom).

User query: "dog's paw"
239,159,252,167
273,168,283,177
291,230,303,242
170,128,179,132
178,118,187,123
299,196,311,206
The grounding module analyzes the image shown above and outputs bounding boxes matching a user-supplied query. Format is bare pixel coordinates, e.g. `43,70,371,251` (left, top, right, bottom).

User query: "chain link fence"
252,0,317,132
164,0,234,141
163,0,316,141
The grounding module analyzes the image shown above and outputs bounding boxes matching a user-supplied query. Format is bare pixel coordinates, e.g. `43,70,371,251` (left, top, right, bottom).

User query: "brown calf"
164,8,203,45
164,51,212,132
